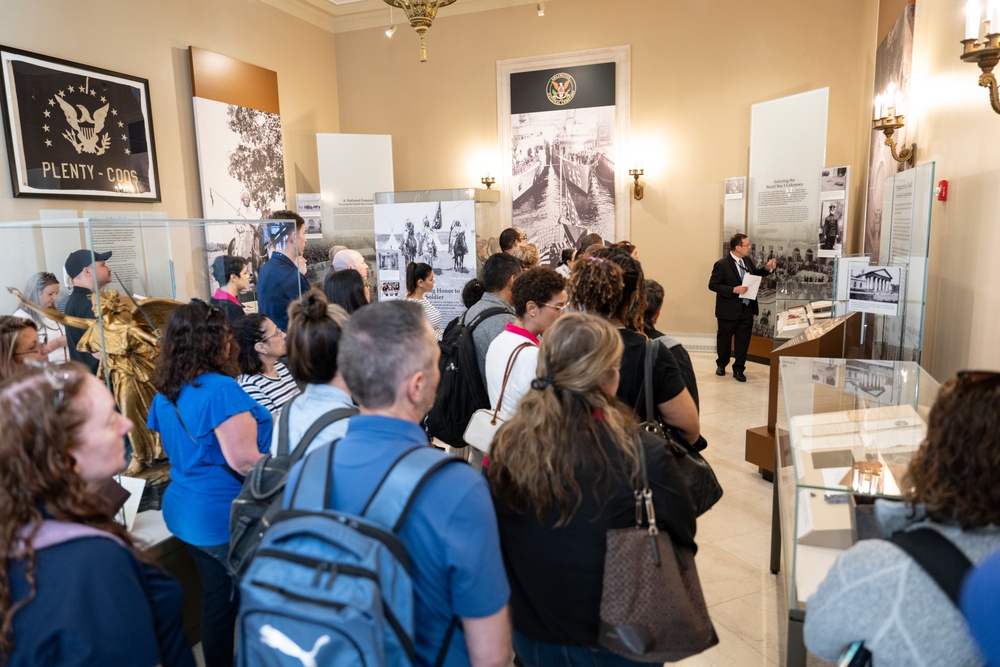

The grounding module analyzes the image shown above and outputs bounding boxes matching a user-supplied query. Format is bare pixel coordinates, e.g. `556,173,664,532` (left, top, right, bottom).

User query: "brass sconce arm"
628,168,644,201
872,117,916,167
961,37,1000,114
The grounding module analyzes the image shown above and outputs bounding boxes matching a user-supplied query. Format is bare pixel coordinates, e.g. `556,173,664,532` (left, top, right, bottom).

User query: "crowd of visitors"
2,225,998,667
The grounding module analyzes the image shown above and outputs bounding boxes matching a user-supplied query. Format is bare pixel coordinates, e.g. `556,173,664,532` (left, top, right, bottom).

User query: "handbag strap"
493,342,533,419
643,338,656,426
889,528,973,606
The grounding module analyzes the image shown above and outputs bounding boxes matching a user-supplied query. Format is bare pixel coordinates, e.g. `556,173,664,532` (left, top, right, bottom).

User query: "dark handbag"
598,435,719,662
641,339,722,516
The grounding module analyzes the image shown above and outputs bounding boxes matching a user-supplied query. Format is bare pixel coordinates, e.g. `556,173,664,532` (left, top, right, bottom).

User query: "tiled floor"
674,352,832,667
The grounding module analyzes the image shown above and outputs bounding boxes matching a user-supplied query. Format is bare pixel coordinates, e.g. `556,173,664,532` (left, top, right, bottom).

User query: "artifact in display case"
772,357,940,667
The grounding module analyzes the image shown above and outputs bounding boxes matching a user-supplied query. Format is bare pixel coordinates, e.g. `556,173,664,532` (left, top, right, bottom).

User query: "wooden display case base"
745,425,776,473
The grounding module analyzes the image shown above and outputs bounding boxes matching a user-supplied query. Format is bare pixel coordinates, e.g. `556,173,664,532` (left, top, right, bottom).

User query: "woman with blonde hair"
0,316,47,381
13,272,68,362
488,312,696,666
0,362,194,665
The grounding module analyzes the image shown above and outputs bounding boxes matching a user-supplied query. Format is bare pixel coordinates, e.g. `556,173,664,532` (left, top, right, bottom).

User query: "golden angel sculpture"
8,287,180,483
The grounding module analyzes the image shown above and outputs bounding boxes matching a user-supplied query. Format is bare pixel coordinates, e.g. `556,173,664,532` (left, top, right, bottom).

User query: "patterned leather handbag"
598,434,719,662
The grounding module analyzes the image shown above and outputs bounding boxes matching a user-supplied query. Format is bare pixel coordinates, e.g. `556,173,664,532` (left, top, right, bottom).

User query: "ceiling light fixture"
381,0,458,62
386,5,396,38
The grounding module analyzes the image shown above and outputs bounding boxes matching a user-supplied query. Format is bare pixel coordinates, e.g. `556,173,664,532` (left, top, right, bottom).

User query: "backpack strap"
288,441,338,511
275,397,296,457
15,520,125,555
889,527,974,606
288,406,359,465
362,447,465,532
466,306,509,333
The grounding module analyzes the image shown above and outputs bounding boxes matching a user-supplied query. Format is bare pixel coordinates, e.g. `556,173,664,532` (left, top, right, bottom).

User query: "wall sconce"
481,174,496,189
628,167,644,200
871,84,916,166
537,2,545,16
961,1,1000,114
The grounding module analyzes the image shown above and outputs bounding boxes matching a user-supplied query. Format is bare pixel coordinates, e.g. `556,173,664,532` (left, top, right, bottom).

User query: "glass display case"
774,356,940,666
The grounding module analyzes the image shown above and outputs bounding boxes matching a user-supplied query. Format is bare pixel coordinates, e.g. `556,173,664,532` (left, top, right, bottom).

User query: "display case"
774,357,940,666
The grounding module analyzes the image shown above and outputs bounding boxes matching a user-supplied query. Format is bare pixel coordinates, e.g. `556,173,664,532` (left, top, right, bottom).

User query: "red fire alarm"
936,180,948,201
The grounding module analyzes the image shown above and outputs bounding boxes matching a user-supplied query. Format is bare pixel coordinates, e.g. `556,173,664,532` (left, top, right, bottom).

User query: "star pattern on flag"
42,124,49,132
117,121,124,128
43,110,50,118
47,98,55,107
57,90,65,97
44,139,52,147
68,85,75,93
100,96,107,103
111,109,117,116
124,148,131,155
90,90,96,97
121,134,127,140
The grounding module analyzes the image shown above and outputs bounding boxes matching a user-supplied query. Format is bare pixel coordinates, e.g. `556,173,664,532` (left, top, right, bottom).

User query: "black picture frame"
0,44,160,202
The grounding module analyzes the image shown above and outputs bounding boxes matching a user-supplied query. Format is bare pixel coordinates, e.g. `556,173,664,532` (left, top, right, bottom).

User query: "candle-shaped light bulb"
968,0,983,40
989,0,1000,33
874,94,882,120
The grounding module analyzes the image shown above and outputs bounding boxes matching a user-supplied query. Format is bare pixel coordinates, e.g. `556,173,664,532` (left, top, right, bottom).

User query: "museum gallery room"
1,0,1000,666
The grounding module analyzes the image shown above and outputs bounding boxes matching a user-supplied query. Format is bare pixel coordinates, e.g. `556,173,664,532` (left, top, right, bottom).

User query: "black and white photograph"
818,200,845,258
500,52,628,266
848,265,902,316
203,220,265,311
811,360,842,388
297,193,323,238
820,166,849,197
373,199,476,325
844,359,897,402
193,96,286,222
0,45,160,201
725,176,746,199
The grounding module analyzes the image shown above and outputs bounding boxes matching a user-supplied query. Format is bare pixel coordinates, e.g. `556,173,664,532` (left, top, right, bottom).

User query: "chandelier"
382,0,457,62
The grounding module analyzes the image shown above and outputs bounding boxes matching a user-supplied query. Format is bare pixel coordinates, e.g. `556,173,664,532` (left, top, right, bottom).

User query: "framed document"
0,45,160,202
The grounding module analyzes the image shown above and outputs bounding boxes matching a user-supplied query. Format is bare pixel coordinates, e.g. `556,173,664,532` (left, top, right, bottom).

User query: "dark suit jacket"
708,254,770,320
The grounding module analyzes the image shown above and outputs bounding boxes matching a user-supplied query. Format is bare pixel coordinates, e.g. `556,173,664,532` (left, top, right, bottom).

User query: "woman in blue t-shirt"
1,362,195,666
148,300,272,667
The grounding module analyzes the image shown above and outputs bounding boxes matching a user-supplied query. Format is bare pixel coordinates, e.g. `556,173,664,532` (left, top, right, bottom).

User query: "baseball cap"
65,249,112,279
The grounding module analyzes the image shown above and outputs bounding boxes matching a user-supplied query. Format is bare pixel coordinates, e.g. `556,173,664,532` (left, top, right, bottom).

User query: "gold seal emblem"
546,73,577,106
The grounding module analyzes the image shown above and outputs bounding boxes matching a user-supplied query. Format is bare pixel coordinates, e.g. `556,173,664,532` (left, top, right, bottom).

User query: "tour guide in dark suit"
708,233,776,382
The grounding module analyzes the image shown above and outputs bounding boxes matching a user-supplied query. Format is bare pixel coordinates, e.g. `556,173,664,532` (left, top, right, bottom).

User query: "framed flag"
0,45,160,202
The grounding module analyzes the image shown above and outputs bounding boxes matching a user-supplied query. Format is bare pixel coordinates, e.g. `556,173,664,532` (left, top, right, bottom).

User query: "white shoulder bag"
463,342,532,453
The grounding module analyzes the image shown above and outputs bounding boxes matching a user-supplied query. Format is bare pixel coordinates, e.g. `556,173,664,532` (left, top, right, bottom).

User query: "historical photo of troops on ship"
373,199,475,325
510,105,616,266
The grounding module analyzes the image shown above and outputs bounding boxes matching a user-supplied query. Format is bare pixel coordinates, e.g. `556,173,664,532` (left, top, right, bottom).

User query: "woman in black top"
488,312,696,666
568,251,700,445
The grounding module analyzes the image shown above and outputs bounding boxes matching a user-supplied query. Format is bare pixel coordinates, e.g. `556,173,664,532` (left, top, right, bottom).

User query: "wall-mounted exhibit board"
747,88,830,357
317,133,394,299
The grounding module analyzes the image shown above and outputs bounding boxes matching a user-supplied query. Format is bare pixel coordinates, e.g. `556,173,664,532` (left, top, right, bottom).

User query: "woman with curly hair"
484,267,566,418
233,313,300,416
0,362,195,666
147,300,272,667
488,312,696,666
568,253,700,445
0,316,47,381
805,371,1000,667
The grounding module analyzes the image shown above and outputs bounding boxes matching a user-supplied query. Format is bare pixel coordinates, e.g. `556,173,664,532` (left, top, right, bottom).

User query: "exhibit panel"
774,356,939,667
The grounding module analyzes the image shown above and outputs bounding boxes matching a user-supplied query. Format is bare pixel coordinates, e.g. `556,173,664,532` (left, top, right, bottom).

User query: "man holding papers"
708,234,776,382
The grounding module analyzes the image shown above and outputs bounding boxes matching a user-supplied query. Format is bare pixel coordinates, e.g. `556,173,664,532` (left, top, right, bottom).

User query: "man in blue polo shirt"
284,301,512,667
256,210,309,331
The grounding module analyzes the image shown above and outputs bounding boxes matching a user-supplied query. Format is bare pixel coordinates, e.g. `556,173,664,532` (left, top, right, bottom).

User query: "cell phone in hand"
838,641,873,667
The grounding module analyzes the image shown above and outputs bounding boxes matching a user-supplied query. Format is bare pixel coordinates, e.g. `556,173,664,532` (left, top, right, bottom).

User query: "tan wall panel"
334,0,878,335
0,0,339,223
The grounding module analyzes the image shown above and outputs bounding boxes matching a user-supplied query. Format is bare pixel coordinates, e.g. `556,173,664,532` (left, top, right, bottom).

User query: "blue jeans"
513,630,653,667
187,542,238,667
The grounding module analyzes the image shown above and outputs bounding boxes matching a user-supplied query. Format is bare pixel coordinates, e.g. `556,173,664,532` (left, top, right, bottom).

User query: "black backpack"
424,306,507,447
229,398,358,578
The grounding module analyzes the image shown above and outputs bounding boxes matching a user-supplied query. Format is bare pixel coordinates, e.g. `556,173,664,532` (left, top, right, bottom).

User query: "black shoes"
715,367,726,376
733,371,747,382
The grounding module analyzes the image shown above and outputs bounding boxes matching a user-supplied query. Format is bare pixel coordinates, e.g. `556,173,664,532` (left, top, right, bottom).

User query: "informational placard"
297,193,322,239
747,88,830,337
722,176,746,251
317,133,393,295
83,210,146,296
848,265,902,316
373,199,475,326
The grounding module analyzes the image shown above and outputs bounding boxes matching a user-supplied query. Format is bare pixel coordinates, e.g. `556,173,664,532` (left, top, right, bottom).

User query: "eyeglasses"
540,303,568,313
260,328,284,342
13,342,41,357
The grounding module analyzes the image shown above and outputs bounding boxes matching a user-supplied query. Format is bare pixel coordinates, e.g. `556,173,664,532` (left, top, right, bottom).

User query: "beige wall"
334,0,878,335
907,0,1000,378
0,0,339,221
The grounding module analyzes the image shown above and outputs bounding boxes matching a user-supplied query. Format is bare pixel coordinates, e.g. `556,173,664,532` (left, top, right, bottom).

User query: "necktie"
738,261,749,305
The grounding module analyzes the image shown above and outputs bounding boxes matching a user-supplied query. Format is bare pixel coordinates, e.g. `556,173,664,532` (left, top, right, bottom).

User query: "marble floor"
671,352,832,667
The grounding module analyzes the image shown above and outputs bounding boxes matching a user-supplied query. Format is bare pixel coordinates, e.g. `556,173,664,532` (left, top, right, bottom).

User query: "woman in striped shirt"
404,261,443,340
233,313,300,416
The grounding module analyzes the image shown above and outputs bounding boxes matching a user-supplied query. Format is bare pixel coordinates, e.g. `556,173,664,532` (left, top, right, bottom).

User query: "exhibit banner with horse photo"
373,199,475,325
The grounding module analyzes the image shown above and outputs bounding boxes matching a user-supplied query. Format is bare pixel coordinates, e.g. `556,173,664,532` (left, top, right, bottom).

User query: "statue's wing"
131,298,183,335
6,287,93,329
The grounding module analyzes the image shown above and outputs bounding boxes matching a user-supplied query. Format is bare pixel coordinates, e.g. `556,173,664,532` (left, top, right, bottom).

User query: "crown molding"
258,0,550,34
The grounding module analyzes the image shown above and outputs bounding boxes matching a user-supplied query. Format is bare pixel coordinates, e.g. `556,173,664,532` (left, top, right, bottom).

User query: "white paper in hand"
742,274,762,300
